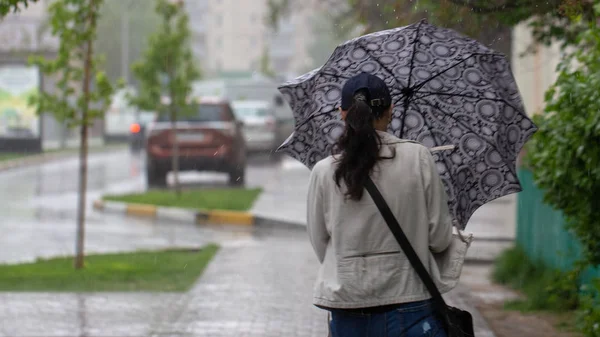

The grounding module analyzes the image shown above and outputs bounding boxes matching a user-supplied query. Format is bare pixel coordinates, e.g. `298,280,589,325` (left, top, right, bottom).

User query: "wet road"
0,150,497,337
0,149,287,264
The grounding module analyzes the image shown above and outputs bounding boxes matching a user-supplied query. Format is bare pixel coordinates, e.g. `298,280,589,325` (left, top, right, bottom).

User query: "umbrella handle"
456,228,473,246
453,220,473,245
430,144,455,152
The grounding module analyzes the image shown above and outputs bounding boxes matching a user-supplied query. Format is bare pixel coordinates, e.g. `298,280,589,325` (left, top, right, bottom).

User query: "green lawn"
0,245,219,292
104,188,262,212
0,153,30,161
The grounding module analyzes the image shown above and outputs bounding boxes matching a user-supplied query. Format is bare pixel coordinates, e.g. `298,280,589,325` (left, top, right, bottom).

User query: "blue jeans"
329,300,447,337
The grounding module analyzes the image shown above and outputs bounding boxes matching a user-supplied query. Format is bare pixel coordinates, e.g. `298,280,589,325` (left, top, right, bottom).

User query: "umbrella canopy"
277,20,537,229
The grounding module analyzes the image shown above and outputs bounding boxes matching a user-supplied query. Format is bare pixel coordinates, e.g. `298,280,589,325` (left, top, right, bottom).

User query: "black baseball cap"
340,73,392,111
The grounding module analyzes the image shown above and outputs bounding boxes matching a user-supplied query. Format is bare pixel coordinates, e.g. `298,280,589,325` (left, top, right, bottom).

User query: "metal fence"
517,169,599,284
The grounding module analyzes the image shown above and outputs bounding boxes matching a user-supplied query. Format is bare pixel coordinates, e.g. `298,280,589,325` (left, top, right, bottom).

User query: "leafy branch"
527,5,600,268
0,0,39,17
129,0,200,193
27,0,118,269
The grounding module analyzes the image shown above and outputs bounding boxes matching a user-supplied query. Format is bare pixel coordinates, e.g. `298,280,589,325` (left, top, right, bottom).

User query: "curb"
253,215,307,229
93,200,509,265
94,200,254,226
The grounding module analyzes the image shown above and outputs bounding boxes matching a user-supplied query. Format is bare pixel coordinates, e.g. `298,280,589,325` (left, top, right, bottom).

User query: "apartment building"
0,0,102,150
511,21,562,116
186,0,317,78
0,0,58,53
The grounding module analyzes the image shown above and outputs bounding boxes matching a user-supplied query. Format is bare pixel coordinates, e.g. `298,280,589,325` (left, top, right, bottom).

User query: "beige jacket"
307,131,461,309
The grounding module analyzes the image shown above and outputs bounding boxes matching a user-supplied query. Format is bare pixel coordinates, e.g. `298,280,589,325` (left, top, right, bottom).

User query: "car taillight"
130,123,141,134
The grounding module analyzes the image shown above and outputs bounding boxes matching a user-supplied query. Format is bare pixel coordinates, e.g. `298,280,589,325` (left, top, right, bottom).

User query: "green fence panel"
517,169,599,284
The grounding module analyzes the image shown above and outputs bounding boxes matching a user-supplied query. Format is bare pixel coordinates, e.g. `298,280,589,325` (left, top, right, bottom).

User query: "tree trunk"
161,9,180,196
74,0,96,270
170,104,181,196
60,121,68,149
74,118,88,270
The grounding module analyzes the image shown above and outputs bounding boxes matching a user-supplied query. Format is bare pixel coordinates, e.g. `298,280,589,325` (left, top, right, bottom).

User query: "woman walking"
307,72,453,337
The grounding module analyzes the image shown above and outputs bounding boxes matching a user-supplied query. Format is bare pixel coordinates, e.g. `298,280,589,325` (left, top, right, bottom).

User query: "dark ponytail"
334,90,394,201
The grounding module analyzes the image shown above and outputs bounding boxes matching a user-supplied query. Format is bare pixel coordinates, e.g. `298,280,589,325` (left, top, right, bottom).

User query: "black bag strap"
364,177,447,308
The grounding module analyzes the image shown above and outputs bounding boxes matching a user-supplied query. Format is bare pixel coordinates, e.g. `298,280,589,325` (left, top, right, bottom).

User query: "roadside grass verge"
0,153,29,161
0,244,219,292
104,188,262,212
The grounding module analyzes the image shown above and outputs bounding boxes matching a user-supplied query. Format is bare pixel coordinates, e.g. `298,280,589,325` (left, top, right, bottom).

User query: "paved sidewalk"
0,225,495,337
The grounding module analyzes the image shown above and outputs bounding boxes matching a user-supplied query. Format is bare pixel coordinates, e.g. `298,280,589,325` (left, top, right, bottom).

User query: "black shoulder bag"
364,177,475,337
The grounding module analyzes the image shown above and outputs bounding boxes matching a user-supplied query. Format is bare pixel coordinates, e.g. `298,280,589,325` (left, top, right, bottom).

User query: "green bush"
494,248,600,335
578,279,600,337
526,9,600,268
493,246,579,312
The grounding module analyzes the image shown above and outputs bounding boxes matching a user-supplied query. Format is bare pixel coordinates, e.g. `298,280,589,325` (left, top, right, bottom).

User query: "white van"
231,100,277,152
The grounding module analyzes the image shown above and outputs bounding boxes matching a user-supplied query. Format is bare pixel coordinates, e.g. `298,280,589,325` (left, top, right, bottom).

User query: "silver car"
231,100,278,153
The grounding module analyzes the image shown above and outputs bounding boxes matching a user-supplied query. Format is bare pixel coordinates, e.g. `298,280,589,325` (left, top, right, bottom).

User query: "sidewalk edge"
94,200,254,226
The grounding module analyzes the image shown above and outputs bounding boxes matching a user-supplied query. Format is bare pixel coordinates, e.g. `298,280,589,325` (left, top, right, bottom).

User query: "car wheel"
228,167,245,186
146,160,167,188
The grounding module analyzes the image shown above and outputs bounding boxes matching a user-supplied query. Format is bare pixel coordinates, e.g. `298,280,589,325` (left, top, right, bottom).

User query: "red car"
145,98,247,187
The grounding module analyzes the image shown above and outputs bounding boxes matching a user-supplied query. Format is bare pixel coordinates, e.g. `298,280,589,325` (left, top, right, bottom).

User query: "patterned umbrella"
277,20,537,229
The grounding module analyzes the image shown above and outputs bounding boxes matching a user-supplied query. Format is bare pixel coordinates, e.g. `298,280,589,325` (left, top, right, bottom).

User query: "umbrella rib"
358,40,399,84
294,108,338,131
293,23,424,137
416,91,524,115
414,96,518,178
292,88,407,131
293,70,409,132
294,90,410,131
412,52,504,93
406,20,425,89
290,71,352,131
400,21,425,139
411,103,460,209
319,71,351,80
